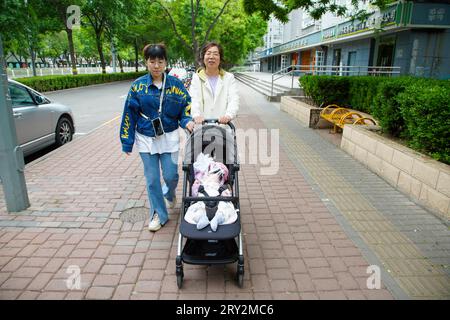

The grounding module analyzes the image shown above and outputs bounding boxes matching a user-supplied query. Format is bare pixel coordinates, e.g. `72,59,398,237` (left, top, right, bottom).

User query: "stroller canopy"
183,125,236,166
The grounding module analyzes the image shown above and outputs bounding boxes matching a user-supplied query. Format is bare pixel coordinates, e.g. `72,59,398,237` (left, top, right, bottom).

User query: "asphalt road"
45,80,132,135
24,80,133,163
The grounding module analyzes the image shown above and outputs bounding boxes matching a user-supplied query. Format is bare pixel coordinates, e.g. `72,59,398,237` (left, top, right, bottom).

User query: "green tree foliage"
1,0,60,74
243,0,391,22
149,0,267,67
2,0,267,73
44,0,86,74
82,0,126,73
210,0,267,66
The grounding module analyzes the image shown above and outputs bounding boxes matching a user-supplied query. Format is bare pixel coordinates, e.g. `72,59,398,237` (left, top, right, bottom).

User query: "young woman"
120,43,195,232
189,42,239,124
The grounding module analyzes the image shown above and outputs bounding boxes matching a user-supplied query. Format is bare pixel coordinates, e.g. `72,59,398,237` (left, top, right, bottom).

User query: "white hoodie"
189,68,239,120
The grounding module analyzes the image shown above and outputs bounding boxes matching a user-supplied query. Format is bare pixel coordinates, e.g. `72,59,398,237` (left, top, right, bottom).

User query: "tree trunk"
29,45,36,77
118,53,124,73
66,27,78,75
64,51,70,67
134,38,139,72
39,53,46,65
95,32,106,74
193,44,200,69
191,0,199,69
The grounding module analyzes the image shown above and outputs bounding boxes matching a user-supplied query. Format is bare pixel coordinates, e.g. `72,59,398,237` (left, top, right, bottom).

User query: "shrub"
397,82,450,164
371,77,414,137
299,74,450,164
300,75,350,107
347,76,381,114
16,71,147,92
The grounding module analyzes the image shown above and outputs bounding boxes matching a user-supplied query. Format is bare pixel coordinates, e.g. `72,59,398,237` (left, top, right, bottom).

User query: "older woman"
189,42,239,124
120,43,195,232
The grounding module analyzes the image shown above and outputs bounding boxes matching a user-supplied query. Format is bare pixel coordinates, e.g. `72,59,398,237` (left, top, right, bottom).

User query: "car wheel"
55,116,73,147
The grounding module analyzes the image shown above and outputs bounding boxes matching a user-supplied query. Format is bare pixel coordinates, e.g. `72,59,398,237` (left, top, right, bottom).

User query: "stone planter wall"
341,125,450,220
280,96,331,129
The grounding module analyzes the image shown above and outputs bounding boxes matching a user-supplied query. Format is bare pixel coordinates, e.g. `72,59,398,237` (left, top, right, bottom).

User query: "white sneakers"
165,195,177,209
148,196,177,232
148,213,161,232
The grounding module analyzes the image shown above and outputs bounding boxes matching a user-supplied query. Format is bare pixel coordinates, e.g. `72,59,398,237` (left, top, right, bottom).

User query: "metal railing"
6,66,145,79
271,64,401,96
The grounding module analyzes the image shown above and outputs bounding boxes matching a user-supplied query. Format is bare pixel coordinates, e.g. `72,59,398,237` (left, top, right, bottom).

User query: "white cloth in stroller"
185,153,238,231
184,200,237,232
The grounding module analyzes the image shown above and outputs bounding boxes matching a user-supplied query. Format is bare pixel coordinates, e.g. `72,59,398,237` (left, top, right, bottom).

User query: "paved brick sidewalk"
240,82,450,299
0,82,448,299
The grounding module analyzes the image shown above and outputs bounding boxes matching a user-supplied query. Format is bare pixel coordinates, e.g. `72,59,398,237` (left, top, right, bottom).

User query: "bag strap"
200,80,205,113
158,73,167,114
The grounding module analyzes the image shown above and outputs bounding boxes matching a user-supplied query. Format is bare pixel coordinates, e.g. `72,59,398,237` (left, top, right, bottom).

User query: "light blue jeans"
140,152,179,225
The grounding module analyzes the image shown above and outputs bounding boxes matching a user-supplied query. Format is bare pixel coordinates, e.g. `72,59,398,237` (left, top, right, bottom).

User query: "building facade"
256,1,450,79
264,17,284,50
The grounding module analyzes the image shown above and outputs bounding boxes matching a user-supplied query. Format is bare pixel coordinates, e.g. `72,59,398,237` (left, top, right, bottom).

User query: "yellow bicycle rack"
353,117,377,125
320,104,378,133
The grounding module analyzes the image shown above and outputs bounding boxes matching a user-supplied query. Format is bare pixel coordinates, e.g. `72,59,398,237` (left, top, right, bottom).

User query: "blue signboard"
272,32,322,55
410,3,450,26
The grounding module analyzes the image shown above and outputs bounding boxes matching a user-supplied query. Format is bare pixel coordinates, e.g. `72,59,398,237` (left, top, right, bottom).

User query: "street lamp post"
0,35,30,212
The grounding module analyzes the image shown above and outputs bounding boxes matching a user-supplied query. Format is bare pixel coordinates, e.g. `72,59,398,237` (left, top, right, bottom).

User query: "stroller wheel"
177,273,184,289
176,256,183,289
236,264,244,288
237,273,244,288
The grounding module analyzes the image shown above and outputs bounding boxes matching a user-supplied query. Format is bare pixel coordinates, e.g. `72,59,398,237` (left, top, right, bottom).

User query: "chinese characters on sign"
428,8,445,22
336,8,397,38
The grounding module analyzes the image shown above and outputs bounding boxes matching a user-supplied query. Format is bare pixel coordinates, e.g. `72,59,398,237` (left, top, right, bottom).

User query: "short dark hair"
200,42,224,68
143,43,167,61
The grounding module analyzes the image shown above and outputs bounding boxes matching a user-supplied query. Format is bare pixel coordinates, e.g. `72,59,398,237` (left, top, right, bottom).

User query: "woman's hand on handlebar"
218,115,231,124
194,116,204,124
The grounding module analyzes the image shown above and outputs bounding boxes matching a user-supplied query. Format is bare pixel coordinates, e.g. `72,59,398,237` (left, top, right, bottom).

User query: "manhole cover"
119,207,148,223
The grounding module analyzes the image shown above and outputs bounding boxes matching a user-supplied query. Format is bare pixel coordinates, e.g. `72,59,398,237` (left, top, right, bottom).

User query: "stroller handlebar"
182,119,236,137
203,119,236,132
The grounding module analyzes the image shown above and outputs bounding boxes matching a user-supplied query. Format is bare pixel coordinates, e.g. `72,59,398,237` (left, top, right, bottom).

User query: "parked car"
7,79,75,157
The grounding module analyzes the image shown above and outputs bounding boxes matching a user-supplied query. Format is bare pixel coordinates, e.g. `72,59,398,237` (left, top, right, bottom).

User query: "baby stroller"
176,119,243,288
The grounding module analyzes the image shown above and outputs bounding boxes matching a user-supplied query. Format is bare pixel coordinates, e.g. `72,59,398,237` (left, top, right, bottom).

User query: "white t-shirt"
135,130,180,154
208,75,219,97
135,80,180,154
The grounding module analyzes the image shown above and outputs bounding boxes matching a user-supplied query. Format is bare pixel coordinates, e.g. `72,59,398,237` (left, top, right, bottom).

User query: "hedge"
397,82,450,164
16,71,147,93
371,77,416,137
299,75,450,164
300,75,349,107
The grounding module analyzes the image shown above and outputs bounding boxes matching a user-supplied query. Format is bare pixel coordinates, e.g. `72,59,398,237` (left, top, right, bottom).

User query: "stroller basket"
182,239,238,265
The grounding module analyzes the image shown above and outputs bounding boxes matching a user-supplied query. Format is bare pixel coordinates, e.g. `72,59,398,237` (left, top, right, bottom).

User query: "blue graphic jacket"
119,73,192,152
